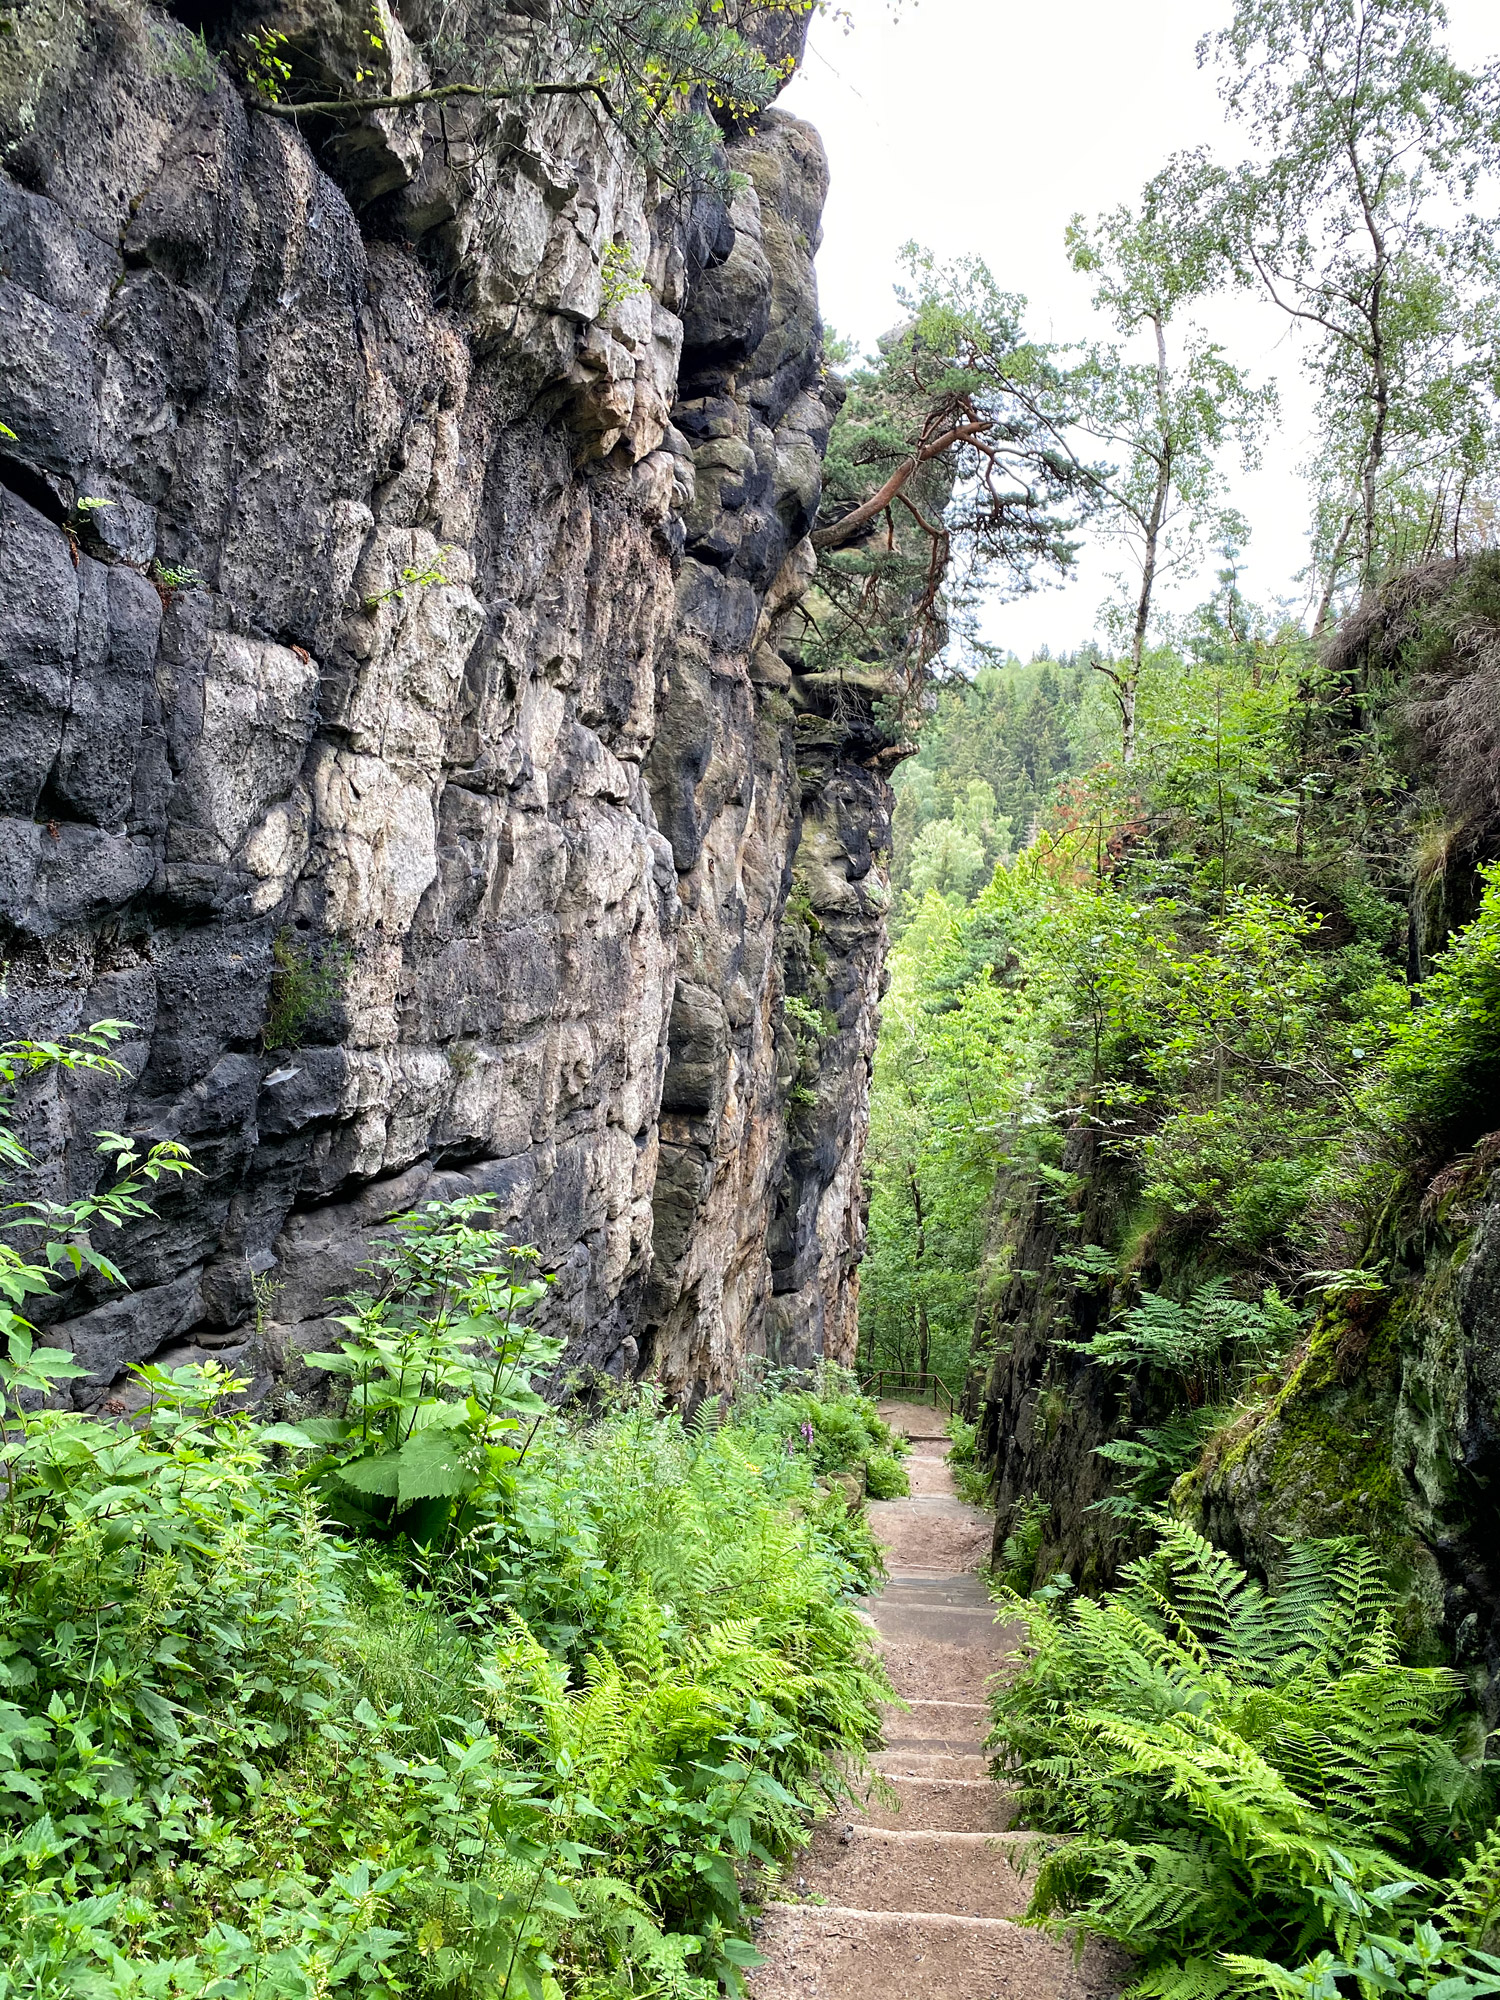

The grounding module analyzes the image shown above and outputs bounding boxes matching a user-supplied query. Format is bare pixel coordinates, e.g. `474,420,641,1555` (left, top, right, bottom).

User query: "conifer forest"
3,1,1500,1996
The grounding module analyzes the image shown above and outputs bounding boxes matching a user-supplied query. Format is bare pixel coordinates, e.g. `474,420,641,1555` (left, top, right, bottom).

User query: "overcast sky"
779,0,1498,662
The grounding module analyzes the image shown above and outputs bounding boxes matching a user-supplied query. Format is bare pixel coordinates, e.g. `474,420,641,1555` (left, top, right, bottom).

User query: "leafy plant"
599,241,648,310
1225,1851,1500,2000
243,25,292,101
363,542,457,611
292,1198,557,1545
2,1025,194,1397
989,1520,1497,2000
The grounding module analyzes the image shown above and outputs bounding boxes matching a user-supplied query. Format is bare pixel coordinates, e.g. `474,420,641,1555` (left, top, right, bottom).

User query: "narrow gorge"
6,5,1500,1997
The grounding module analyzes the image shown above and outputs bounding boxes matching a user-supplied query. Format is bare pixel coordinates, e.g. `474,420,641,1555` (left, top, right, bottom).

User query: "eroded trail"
749,1403,1118,2000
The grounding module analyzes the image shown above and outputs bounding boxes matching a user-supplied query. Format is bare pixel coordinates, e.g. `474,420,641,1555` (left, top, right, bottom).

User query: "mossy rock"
1186,1290,1444,1649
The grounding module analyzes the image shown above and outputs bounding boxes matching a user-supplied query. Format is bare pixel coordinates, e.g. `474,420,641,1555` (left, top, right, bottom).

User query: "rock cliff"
0,1,891,1407
967,559,1500,1708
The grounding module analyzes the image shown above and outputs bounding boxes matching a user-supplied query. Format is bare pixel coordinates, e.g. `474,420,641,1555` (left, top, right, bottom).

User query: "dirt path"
748,1401,1118,2000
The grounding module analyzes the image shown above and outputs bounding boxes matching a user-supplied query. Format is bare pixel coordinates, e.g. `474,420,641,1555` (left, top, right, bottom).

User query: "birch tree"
1066,195,1273,760
1196,0,1500,617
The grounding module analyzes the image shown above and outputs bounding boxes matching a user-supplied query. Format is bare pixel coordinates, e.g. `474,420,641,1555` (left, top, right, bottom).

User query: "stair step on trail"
748,1398,1120,2000
857,1776,1012,1833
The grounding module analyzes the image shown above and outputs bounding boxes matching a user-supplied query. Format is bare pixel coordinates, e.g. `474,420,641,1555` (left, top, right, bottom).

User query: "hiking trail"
748,1401,1119,2000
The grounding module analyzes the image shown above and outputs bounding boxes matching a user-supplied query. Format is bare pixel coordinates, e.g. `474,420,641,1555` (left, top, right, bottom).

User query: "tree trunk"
1123,314,1173,767
908,1166,929,1385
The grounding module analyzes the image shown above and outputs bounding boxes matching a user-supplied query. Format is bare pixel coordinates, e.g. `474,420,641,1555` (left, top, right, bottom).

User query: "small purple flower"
785,1434,796,1456
801,1420,815,1449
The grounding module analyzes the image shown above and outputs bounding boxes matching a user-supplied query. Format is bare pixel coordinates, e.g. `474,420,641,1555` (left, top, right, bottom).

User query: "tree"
1064,193,1274,760
246,0,814,191
1193,0,1500,616
908,818,987,903
806,249,1098,725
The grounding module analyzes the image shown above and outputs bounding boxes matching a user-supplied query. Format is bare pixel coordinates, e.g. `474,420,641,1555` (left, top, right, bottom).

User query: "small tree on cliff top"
806,248,1098,728
251,0,817,191
1065,189,1273,761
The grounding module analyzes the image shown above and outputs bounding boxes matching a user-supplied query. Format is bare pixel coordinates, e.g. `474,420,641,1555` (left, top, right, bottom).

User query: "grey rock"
0,1,895,1413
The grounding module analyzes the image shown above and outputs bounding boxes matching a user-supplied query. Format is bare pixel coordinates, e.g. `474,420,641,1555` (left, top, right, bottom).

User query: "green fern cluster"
989,1518,1497,2000
1070,1278,1304,1405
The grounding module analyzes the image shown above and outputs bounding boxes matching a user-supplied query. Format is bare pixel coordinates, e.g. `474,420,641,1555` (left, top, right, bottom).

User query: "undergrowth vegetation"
989,1523,1500,2000
0,1034,892,1999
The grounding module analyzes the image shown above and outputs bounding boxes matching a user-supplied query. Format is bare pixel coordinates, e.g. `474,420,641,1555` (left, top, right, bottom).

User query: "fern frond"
1437,1825,1500,1944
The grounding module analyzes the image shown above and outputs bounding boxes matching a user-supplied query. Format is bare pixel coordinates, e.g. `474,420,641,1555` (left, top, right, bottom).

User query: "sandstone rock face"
0,2,890,1405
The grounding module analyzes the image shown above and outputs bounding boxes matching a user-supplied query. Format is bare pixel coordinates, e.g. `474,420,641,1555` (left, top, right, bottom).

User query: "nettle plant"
1,1024,194,1419
288,1199,559,1546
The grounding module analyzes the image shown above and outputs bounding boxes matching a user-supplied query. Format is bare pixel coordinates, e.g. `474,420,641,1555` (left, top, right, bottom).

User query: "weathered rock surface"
0,1,892,1404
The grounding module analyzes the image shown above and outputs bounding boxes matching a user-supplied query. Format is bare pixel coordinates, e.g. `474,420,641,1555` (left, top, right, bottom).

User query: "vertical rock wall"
0,0,891,1406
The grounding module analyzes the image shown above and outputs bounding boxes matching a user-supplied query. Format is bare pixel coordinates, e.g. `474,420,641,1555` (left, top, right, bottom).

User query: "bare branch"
811,422,990,551
256,78,617,120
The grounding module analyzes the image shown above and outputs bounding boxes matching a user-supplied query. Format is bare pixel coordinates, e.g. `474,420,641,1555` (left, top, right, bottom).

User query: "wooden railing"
859,1368,958,1420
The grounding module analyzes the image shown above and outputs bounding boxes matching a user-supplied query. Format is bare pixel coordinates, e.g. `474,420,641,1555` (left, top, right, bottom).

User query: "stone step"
869,1601,1005,1646
874,1490,989,1519
879,1637,1010,1705
874,1747,991,1781
856,1774,1013,1833
882,1732,989,1757
800,1825,1039,1920
906,1455,966,1495
882,1697,989,1749
876,1574,1002,1609
749,1903,1117,2000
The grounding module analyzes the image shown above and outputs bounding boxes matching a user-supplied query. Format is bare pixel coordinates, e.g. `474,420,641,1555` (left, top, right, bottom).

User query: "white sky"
779,0,1499,661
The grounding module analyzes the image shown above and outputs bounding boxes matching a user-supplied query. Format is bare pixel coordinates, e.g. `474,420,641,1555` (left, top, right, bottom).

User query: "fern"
1093,1406,1227,1520
1441,1826,1500,1945
989,1519,1497,1996
1075,1281,1304,1404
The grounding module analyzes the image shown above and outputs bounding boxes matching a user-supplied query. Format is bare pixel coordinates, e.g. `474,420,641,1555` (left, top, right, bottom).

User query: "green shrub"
734,1370,908,1488
864,1450,909,1498
1383,863,1500,1140
989,1519,1496,2000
